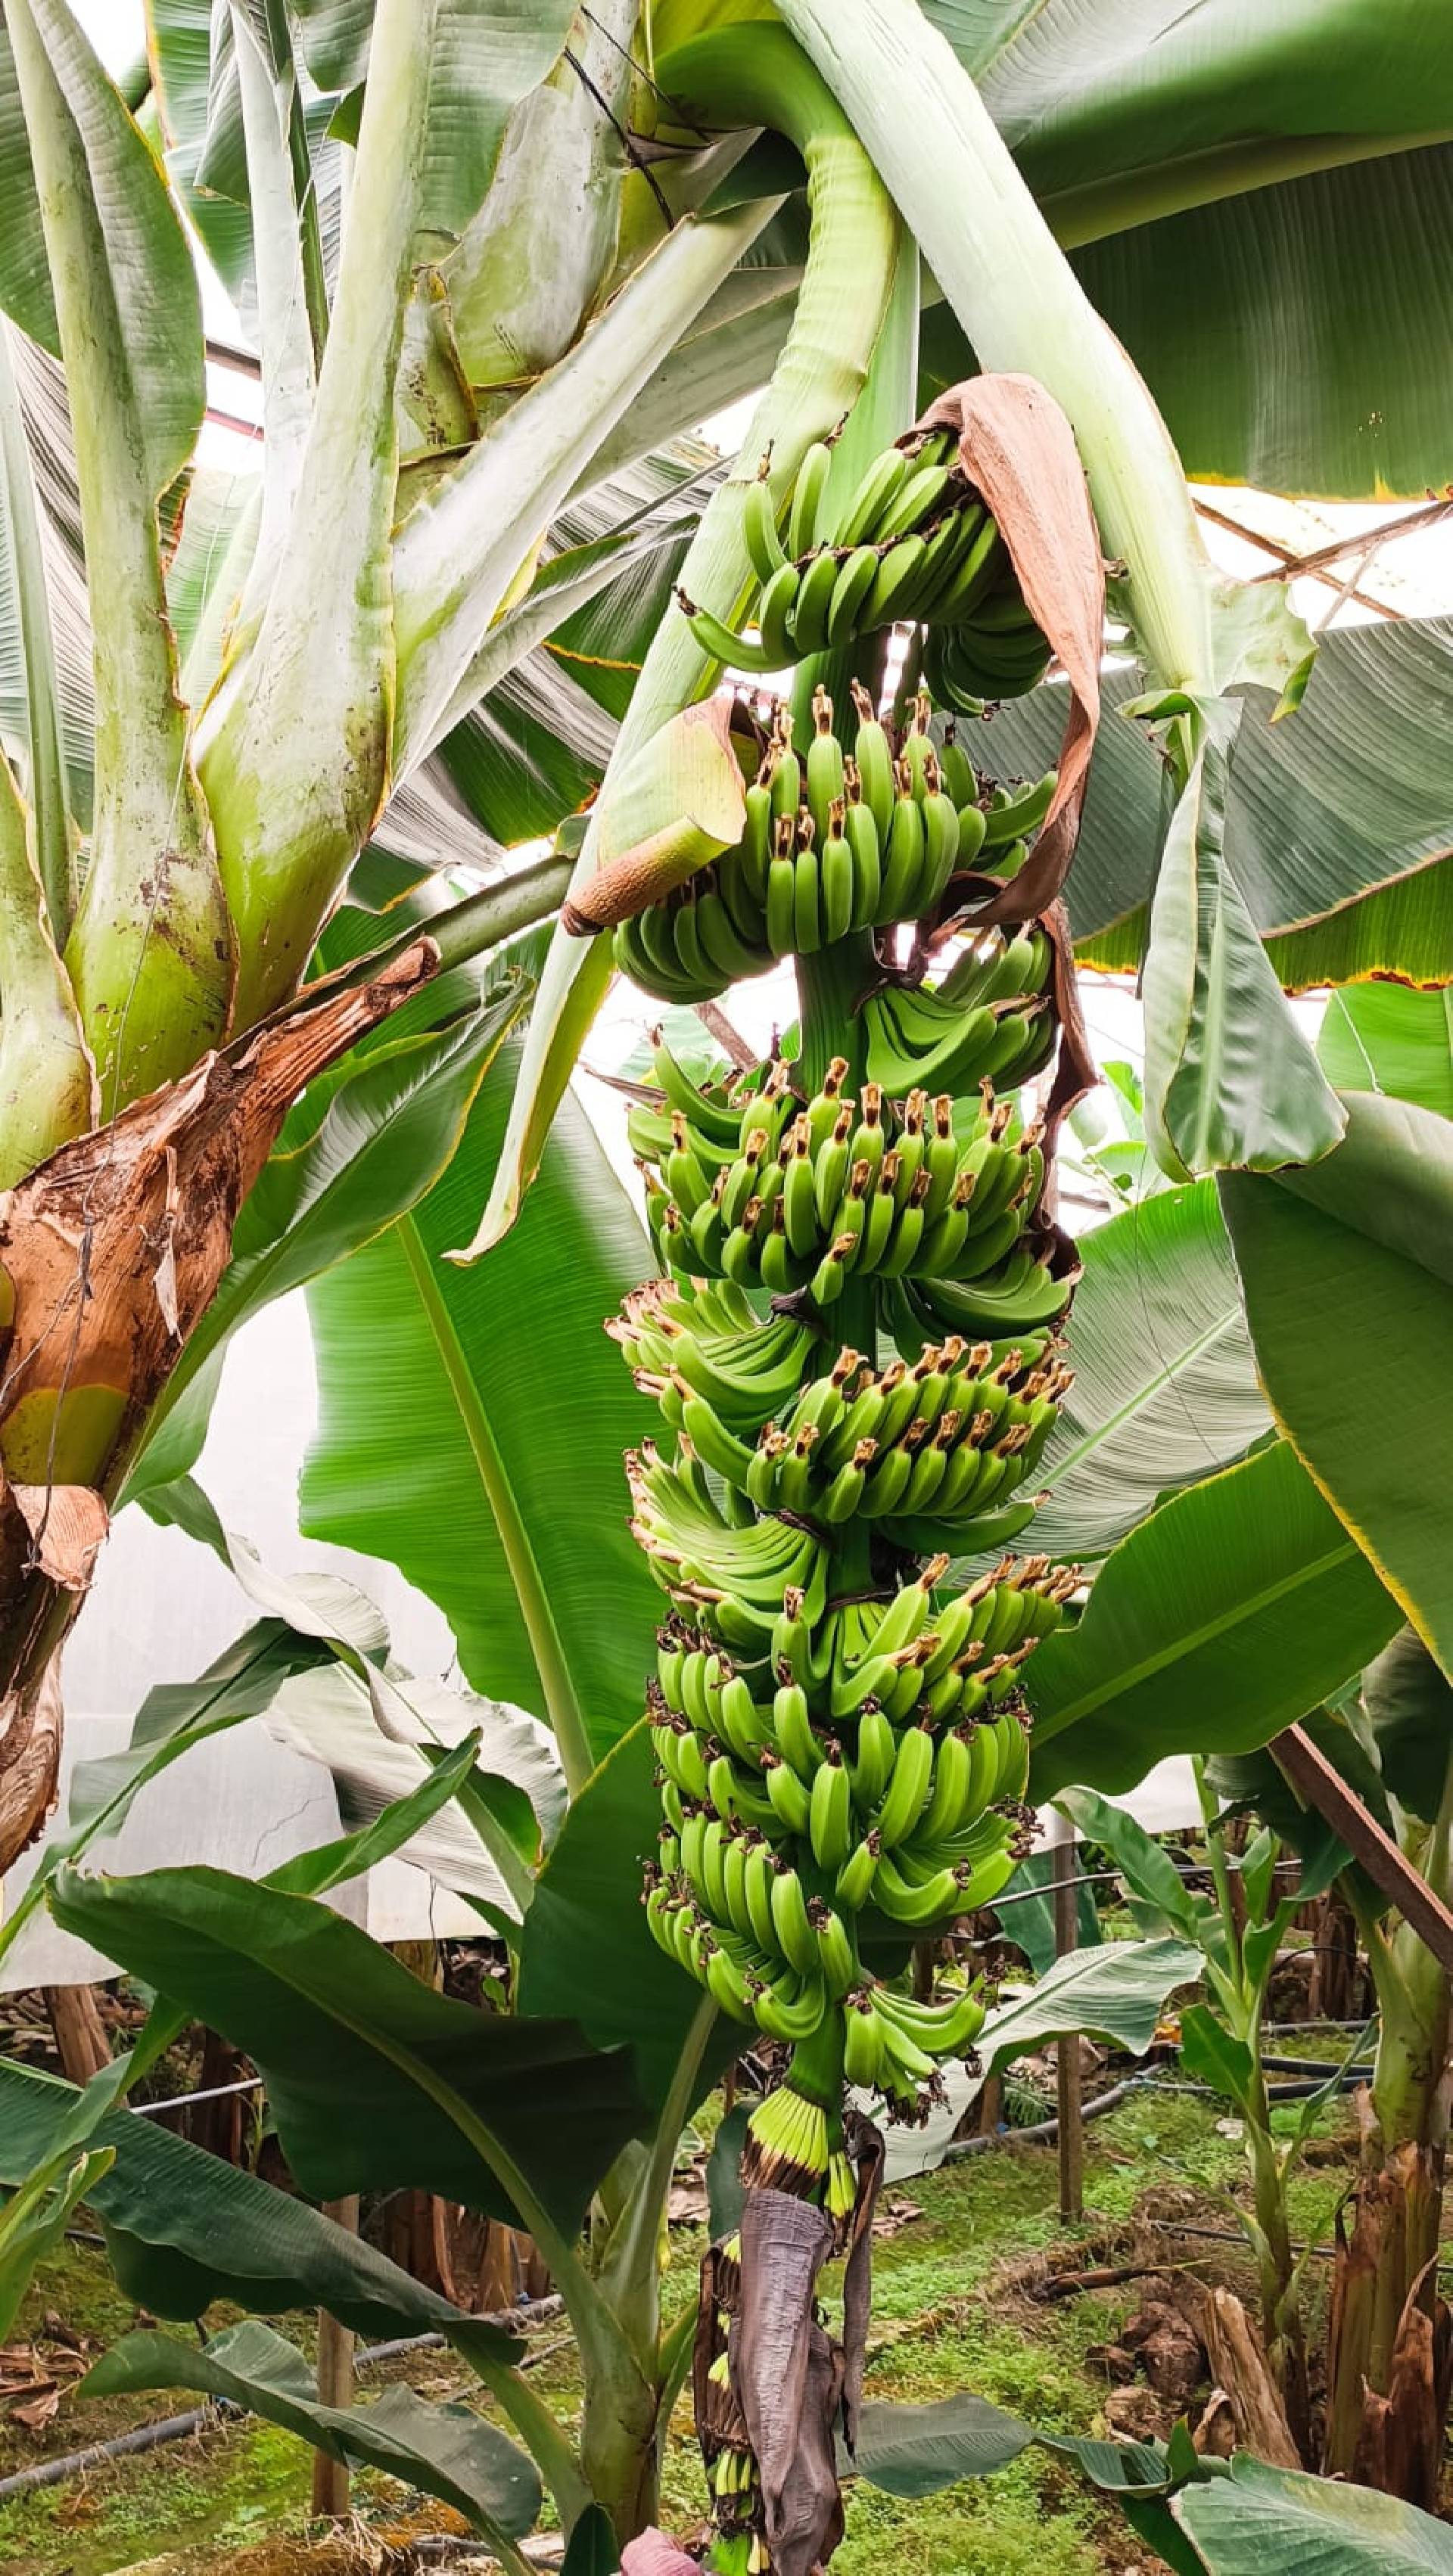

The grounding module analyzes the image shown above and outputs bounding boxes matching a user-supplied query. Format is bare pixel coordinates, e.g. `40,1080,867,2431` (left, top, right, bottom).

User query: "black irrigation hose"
0,2297,564,2503
940,2074,1143,2159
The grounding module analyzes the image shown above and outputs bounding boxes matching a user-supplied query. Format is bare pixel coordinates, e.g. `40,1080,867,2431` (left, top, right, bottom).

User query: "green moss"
0,2080,1371,2574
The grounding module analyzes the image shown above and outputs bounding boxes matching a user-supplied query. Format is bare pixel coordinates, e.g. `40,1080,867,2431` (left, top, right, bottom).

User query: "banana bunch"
612,687,1061,1006
627,1443,829,1653
642,1549,1078,2171
632,1052,1055,1307
683,1334,1073,1561
679,430,1051,700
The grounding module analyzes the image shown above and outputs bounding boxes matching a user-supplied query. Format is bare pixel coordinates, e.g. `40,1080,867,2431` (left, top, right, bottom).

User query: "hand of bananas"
627,1032,1063,1319
678,429,1050,700
613,682,1059,1006
642,1550,1075,2152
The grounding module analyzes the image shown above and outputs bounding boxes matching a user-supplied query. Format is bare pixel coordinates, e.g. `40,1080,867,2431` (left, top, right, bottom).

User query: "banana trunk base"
1325,2136,1451,2506
0,939,443,1874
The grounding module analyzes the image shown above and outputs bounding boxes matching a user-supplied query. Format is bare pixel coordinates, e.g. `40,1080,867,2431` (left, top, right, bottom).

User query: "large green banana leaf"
1026,1437,1402,1798
300,1033,658,1784
48,1863,645,2239
1031,1180,1268,1562
516,1719,737,2121
1219,1092,1453,1682
86,2320,541,2547
979,617,1453,989
0,2056,519,2356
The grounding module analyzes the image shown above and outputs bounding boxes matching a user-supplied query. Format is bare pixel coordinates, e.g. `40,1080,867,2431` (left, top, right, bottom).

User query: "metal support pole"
1050,1806,1084,2221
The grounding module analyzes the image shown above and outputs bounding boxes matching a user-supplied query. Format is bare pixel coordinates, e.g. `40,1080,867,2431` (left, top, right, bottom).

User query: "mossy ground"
0,2077,1363,2576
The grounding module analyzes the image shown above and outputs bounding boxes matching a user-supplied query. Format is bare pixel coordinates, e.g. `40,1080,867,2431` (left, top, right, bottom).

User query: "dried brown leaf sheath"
0,937,440,1872
732,2190,843,2576
921,373,1104,926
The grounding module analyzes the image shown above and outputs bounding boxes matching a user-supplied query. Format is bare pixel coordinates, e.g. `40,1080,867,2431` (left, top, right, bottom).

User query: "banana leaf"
0,2056,521,2356
300,1032,657,1782
1030,1179,1268,1561
84,2320,541,2546
979,618,1453,990
1318,982,1453,1121
1220,1092,1453,1682
1173,2453,1453,2574
49,1863,646,2240
516,1718,739,2121
1026,1439,1403,1798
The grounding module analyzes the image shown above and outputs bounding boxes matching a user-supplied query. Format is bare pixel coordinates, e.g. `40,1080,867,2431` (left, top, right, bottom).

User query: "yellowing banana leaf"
1219,1092,1453,1682
300,1032,658,1788
1031,1179,1269,1561
1027,1438,1402,1798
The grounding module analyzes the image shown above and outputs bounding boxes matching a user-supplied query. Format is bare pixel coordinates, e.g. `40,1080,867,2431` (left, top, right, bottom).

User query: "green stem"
475,23,898,1254
599,1993,718,2363
773,0,1218,692
1193,1756,1242,1986
260,0,328,367
201,0,437,1021
795,937,873,1097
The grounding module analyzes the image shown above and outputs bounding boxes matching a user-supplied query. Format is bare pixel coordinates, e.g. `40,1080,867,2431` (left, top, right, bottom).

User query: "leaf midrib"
1047,1300,1248,1488
396,1217,594,1798
1037,1527,1358,1737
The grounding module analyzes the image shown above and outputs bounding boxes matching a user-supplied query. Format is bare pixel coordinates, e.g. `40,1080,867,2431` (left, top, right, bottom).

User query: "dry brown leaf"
0,938,440,1875
920,374,1103,928
11,1484,108,1589
11,2382,60,2431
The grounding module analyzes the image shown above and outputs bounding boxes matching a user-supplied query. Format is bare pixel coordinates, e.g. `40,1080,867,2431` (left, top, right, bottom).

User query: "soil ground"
0,2059,1379,2576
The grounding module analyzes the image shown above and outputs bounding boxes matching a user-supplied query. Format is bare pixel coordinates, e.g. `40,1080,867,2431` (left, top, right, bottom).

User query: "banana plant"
1060,1775,1365,2466
0,0,1443,1850
1211,1636,1453,2509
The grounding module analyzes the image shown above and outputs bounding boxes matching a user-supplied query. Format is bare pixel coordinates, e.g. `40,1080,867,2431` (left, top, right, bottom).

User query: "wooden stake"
43,1983,111,2085
1271,1724,1453,1975
1050,1807,1084,2221
311,2196,359,2521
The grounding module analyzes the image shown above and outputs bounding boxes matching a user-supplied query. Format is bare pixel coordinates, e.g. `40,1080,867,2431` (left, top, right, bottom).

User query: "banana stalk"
467,23,900,1261
771,0,1215,693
